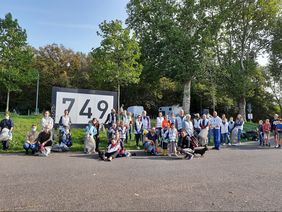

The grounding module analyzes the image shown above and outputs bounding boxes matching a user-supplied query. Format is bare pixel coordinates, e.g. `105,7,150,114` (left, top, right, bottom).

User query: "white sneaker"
137,146,140,150
228,143,231,146
168,153,171,157
222,143,226,146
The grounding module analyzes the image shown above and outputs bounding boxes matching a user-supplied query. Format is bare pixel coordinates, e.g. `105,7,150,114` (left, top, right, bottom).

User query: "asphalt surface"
0,141,282,211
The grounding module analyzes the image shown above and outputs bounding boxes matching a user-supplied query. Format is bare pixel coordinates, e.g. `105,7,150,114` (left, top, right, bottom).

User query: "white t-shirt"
209,116,222,129
220,121,229,134
156,117,164,128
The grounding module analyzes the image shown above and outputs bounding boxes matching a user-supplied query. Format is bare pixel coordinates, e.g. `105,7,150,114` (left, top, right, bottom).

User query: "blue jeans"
213,128,220,149
221,133,230,144
23,143,38,151
237,129,242,143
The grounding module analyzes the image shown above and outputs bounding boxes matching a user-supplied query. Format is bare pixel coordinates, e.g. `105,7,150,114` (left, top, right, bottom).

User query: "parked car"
127,106,144,118
158,105,183,117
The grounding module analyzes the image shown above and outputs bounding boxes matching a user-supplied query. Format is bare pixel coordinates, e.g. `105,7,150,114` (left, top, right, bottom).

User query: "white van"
158,105,183,117
127,106,144,118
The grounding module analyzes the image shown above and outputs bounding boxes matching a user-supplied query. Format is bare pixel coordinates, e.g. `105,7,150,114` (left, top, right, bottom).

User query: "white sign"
248,113,253,120
52,87,117,127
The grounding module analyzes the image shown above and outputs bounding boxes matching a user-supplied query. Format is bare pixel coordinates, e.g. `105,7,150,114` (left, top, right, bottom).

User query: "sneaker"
187,155,194,160
222,143,226,146
279,144,281,148
168,153,171,157
107,157,112,161
275,145,279,148
137,146,140,150
228,143,231,146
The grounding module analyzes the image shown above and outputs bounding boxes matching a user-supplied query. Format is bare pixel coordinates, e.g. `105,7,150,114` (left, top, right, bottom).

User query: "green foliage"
0,13,36,108
91,20,142,87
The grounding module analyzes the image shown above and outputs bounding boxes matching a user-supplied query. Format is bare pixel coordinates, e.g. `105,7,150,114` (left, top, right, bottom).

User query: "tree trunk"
238,97,246,121
6,90,10,112
182,80,191,114
117,83,120,113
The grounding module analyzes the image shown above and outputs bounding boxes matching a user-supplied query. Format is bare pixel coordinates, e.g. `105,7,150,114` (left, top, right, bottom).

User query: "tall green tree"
212,0,280,120
127,0,215,113
91,20,143,110
268,16,282,115
0,13,35,112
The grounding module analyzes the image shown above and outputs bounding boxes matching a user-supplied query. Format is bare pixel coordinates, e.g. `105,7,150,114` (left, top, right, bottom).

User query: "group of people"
257,114,282,148
0,108,281,160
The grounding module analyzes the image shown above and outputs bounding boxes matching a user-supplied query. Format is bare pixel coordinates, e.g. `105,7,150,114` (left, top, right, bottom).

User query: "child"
276,119,282,148
263,119,271,147
118,121,127,153
23,124,39,154
84,121,97,154
101,138,121,161
257,120,264,146
108,123,118,144
161,125,169,156
168,123,179,157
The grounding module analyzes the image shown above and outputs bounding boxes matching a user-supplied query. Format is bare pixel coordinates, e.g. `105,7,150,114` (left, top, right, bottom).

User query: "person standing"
156,112,164,142
193,113,201,136
104,109,117,129
0,112,14,150
41,111,54,130
134,115,143,149
184,114,194,137
272,114,280,148
234,114,244,145
209,111,222,150
198,114,209,146
220,116,230,145
175,110,186,146
263,119,271,147
141,110,151,142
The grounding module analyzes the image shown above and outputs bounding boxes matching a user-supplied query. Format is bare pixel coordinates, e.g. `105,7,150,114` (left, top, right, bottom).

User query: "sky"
0,0,268,65
0,0,129,53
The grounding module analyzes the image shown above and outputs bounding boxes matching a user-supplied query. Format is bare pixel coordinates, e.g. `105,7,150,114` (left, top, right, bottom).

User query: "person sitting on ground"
0,112,14,150
144,128,158,155
84,120,97,154
100,137,121,161
23,124,39,154
179,130,208,160
35,125,53,157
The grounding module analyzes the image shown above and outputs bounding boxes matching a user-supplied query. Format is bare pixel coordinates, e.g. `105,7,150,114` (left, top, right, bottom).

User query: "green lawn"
0,114,258,152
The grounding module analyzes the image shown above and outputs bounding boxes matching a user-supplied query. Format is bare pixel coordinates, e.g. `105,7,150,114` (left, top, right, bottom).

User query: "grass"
0,114,258,153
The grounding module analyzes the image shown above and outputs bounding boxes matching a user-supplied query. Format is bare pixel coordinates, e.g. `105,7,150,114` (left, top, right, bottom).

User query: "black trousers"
135,133,141,147
2,140,9,150
105,151,119,159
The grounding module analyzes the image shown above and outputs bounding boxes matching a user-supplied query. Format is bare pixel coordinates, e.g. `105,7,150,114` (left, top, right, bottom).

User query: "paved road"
0,142,282,211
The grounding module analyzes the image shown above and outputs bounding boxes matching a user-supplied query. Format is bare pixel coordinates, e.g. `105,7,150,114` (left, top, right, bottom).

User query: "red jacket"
263,123,271,133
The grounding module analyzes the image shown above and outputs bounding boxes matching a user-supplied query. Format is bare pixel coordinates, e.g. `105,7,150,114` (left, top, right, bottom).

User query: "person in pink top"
263,119,271,147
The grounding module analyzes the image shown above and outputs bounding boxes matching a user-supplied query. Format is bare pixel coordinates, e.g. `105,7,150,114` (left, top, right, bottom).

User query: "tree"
126,0,215,113
91,20,143,110
0,13,36,111
268,16,282,116
212,0,280,120
34,44,90,109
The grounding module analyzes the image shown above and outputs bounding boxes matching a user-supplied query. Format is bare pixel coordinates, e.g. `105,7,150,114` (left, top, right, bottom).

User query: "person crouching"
23,124,39,155
35,125,53,157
